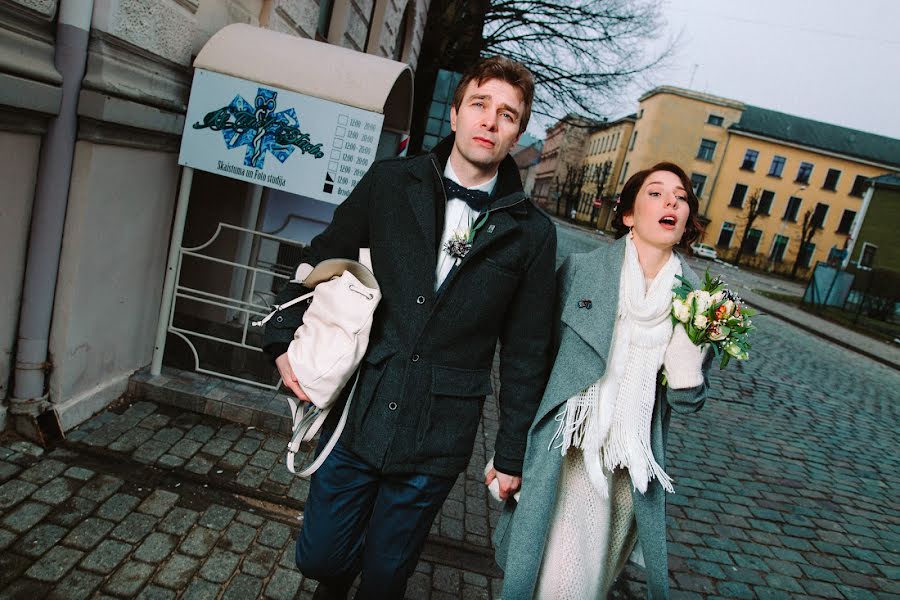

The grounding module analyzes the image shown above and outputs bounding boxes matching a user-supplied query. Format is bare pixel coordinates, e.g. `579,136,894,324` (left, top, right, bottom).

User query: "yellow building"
577,115,635,228
571,86,900,277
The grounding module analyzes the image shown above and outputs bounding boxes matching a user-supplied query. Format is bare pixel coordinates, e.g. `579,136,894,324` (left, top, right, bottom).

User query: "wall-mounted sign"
179,69,384,204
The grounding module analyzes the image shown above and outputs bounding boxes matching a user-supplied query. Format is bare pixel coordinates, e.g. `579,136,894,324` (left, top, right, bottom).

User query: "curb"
742,297,900,372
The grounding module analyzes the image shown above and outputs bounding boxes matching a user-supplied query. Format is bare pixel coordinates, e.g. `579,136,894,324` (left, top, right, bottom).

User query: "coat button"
388,401,398,411
411,354,420,362
275,315,283,323
416,295,426,305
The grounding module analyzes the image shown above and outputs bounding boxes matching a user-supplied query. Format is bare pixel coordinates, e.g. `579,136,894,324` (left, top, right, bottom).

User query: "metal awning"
194,23,413,131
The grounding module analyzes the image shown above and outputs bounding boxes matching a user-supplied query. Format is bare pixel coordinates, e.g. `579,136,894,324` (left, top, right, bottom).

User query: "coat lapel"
406,170,439,269
559,237,626,358
532,238,626,427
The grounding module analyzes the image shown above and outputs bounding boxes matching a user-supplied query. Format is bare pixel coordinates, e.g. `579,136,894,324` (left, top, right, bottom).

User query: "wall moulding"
77,115,181,153
82,30,192,115
0,104,51,135
0,0,60,86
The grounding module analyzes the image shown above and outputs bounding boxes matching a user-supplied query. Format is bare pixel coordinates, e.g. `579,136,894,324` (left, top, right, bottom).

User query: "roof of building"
588,114,637,134
869,173,900,189
731,106,900,169
639,86,745,111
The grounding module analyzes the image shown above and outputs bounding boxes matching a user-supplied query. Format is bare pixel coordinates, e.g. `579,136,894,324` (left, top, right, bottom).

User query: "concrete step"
128,367,293,437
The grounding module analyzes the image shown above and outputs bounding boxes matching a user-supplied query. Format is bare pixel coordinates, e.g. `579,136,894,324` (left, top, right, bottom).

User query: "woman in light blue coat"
493,163,714,599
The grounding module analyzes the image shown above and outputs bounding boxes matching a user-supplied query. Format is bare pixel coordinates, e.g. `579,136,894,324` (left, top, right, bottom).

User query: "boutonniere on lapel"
444,213,490,263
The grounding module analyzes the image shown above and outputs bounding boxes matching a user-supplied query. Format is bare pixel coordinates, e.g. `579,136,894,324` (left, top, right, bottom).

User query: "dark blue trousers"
295,441,457,599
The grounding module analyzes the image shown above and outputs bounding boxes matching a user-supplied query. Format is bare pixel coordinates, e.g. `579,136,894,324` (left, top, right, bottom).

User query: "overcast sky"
529,0,900,141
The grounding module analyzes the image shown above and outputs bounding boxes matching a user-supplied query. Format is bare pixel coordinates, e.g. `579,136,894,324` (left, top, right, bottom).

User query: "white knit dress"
534,451,638,599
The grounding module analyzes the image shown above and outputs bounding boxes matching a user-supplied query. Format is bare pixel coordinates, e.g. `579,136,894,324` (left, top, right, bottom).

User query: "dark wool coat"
264,135,557,478
494,238,713,599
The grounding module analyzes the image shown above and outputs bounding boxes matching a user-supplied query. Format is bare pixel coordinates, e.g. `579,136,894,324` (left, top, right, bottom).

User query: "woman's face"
623,170,691,250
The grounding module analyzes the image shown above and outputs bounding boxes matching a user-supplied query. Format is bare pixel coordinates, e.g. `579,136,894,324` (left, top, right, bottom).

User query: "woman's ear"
622,211,634,228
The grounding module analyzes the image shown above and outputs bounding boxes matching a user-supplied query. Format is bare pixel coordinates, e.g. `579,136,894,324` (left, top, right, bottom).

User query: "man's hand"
275,352,310,402
484,466,522,501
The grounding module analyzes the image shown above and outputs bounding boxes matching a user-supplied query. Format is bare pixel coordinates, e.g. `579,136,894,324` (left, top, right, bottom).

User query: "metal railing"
163,223,304,390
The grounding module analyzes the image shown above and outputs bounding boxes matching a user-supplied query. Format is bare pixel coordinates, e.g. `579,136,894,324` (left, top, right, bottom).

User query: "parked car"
690,242,718,260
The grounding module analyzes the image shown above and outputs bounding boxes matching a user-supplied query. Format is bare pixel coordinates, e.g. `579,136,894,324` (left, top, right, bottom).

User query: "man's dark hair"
452,56,535,135
612,161,704,249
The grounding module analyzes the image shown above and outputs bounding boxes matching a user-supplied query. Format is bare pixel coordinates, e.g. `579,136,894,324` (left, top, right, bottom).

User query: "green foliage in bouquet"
671,272,755,368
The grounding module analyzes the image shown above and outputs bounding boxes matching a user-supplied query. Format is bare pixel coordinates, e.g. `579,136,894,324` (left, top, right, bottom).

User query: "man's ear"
450,105,458,132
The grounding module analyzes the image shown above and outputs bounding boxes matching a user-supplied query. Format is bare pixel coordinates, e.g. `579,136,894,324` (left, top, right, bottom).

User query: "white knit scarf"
551,236,681,497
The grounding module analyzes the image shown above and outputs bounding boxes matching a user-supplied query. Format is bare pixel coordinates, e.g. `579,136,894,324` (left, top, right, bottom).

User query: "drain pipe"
10,0,94,439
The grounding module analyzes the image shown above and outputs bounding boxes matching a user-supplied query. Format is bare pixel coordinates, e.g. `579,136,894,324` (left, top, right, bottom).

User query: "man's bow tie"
443,177,492,212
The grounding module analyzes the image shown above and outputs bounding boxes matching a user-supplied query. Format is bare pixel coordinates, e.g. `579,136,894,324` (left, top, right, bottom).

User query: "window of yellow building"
707,115,724,126
691,173,707,196
758,190,775,215
836,209,856,234
783,196,802,222
729,183,748,208
798,242,816,268
823,168,841,191
741,149,759,171
717,222,736,248
796,161,814,184
697,138,717,161
770,235,789,262
769,155,786,178
849,174,868,197
811,203,830,229
742,228,763,254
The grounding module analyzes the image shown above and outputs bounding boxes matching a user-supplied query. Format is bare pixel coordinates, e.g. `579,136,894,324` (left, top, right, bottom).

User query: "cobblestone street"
0,223,897,599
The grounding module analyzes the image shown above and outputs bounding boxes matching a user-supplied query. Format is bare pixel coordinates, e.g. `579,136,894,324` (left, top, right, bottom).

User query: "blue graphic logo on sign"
193,87,325,169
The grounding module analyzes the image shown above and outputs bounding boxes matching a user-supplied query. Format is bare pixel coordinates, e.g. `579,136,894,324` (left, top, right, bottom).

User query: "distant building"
539,85,900,277
512,139,543,196
849,173,900,271
532,114,599,212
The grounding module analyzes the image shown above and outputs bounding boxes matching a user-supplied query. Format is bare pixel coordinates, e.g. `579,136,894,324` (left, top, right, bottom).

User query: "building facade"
850,173,900,271
532,114,596,212
1,0,431,435
577,114,635,228
543,85,900,278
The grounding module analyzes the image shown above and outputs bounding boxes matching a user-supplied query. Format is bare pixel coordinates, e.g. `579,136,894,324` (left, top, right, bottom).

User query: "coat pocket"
347,344,396,434
415,365,493,460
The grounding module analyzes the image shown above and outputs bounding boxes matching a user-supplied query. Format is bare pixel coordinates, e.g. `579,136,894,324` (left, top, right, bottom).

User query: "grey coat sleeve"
493,223,558,475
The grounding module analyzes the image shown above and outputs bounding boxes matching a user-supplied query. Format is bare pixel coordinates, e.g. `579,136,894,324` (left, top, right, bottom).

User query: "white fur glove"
663,325,705,389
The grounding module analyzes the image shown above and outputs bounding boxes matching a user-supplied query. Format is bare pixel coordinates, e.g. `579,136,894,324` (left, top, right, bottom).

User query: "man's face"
449,78,525,175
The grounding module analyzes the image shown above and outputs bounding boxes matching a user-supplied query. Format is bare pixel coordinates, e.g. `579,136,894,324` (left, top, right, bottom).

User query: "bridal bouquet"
671,272,755,368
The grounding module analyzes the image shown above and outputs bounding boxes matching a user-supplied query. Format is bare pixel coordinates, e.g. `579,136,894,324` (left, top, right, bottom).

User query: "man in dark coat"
264,56,556,599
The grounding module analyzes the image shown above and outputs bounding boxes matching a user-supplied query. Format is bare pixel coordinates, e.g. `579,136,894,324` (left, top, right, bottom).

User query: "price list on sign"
326,114,381,199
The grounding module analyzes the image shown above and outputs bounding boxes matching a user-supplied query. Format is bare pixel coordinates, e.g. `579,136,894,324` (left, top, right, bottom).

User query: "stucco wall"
49,142,178,429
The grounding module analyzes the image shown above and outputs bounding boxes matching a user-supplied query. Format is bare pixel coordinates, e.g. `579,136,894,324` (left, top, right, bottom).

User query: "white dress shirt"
434,162,497,290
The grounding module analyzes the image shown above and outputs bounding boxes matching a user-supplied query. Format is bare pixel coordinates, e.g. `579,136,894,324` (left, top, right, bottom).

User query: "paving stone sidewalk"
0,406,501,599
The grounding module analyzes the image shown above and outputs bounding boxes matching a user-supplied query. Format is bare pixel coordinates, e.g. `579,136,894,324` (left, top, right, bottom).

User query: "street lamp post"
768,184,807,272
